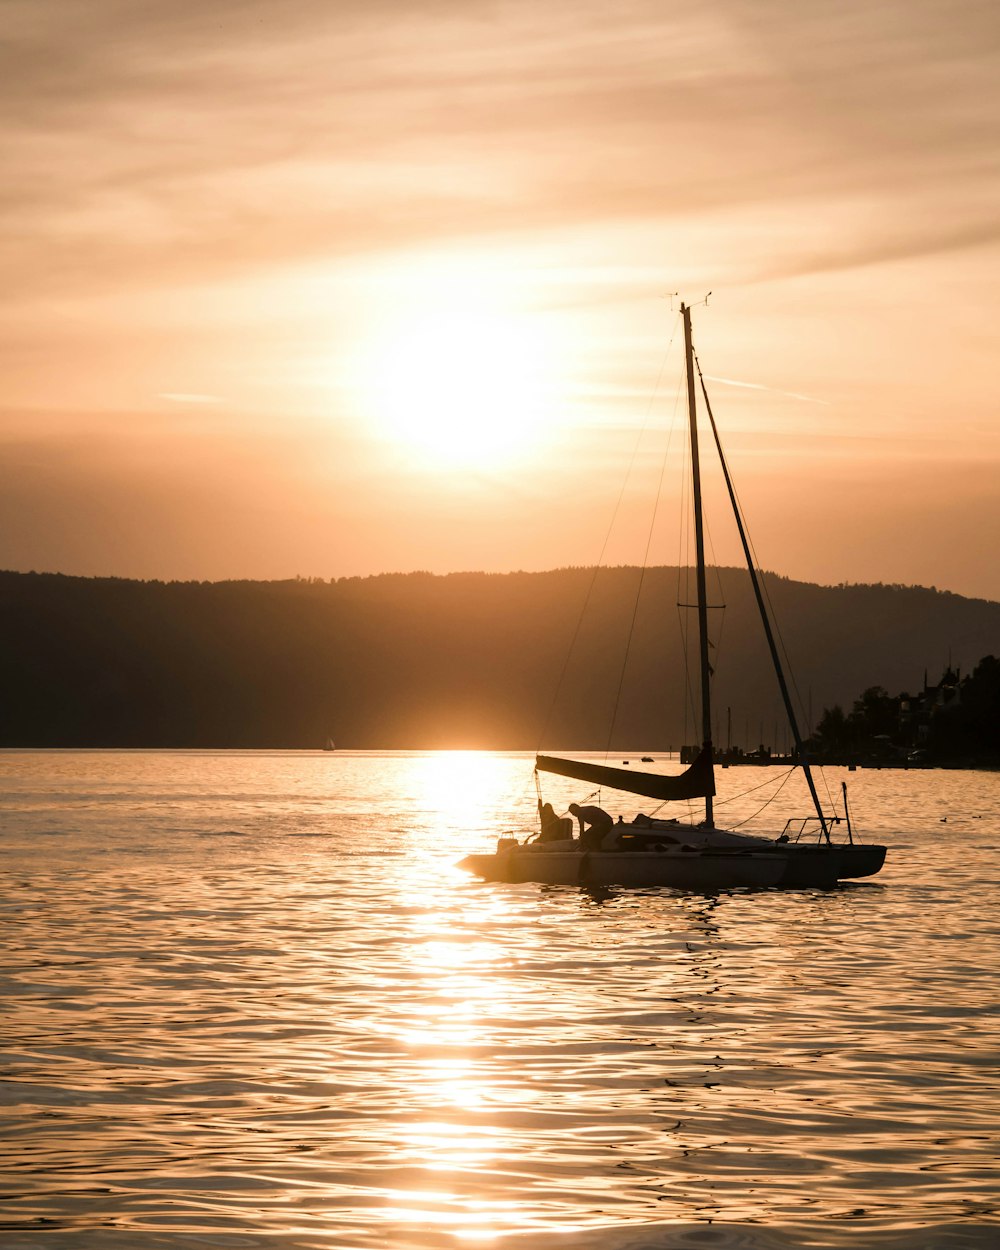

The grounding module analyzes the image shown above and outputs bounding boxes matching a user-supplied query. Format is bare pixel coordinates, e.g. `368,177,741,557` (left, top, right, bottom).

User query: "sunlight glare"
410,751,510,834
356,296,558,470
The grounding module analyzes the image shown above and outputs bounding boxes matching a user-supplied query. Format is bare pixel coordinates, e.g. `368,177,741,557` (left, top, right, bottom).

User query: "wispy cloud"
4,0,998,302
159,392,223,405
705,375,831,406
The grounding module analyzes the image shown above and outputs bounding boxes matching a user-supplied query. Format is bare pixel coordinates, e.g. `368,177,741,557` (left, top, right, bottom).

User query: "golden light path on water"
1,749,999,1249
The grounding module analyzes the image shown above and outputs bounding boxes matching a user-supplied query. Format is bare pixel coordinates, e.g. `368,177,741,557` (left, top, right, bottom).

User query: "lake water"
2,750,999,1250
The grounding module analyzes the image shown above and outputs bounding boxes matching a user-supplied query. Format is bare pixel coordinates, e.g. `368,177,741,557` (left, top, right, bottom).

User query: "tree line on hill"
1,567,998,752
810,656,1000,766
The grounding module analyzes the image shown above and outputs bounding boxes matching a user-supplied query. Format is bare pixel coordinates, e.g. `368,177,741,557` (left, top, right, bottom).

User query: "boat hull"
827,844,887,879
459,848,789,891
630,821,887,883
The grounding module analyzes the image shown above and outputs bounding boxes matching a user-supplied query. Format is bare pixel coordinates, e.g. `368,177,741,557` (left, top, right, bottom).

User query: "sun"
356,302,555,470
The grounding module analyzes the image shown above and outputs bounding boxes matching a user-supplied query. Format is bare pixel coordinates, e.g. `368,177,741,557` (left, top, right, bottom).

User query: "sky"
3,0,999,599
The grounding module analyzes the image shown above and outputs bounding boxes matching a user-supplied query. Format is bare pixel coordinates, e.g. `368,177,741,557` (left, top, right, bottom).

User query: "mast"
682,303,713,825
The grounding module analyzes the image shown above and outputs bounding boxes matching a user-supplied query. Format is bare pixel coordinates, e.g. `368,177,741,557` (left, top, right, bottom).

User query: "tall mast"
682,303,713,825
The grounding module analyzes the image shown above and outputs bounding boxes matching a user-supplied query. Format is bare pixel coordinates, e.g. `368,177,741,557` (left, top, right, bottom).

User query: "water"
2,750,999,1249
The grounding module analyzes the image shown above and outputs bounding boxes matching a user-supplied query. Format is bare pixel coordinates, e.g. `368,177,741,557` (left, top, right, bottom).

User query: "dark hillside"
1,568,998,749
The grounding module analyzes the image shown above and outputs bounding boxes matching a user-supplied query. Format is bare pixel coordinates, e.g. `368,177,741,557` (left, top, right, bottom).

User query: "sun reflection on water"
403,750,527,841
5,752,1000,1247
369,843,536,1239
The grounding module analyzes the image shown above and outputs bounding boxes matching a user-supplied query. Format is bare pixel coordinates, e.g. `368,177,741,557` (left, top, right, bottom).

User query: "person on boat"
568,802,613,850
538,801,573,842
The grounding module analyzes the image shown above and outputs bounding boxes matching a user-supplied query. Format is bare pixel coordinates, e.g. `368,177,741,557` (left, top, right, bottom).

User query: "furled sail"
536,746,715,802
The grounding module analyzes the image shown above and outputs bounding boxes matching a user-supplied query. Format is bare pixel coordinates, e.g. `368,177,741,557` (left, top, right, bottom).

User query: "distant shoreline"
3,744,998,771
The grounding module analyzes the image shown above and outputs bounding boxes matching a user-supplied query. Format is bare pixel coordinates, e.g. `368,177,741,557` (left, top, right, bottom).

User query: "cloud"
4,0,998,308
705,375,831,406
159,392,223,405
3,0,1000,601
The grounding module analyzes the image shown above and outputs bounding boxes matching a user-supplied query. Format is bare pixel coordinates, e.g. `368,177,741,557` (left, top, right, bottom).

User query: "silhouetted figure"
568,802,613,850
538,801,573,842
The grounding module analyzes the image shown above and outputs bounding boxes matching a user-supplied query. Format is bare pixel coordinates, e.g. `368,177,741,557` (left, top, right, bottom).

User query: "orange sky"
3,0,999,599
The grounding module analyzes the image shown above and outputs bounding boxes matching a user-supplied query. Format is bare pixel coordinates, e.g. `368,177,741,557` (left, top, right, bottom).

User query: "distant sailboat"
459,303,887,891
323,737,336,752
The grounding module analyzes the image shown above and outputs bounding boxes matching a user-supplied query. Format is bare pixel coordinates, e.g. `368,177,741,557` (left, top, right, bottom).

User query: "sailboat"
459,303,887,891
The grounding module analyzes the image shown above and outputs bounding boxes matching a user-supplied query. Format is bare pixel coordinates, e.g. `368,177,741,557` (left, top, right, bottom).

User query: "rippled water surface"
2,750,999,1249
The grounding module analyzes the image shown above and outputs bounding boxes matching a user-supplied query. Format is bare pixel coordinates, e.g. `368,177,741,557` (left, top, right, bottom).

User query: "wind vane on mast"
668,291,712,311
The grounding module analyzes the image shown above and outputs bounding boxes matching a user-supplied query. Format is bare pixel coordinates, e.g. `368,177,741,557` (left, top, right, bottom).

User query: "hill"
1,567,998,749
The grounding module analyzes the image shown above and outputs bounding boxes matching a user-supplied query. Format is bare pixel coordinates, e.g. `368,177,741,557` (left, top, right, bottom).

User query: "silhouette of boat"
459,304,886,891
322,737,336,751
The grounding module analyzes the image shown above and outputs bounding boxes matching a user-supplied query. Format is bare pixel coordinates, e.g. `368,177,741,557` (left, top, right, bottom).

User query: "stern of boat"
835,845,887,879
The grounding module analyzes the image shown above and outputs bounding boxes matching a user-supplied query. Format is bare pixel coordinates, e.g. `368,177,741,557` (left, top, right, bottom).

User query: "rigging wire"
723,765,798,828
675,418,695,751
712,765,797,808
675,395,730,754
643,764,798,826
702,506,729,746
694,354,836,820
606,360,686,756
536,312,682,758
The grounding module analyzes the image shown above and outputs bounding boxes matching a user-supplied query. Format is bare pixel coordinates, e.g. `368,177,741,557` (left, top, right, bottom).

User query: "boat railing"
780,815,840,844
